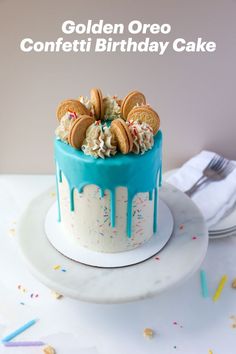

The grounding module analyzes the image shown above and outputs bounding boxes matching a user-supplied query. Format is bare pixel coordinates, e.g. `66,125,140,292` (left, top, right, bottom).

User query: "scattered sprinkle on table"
53,265,61,270
212,275,228,302
200,269,209,298
50,192,56,197
43,344,56,354
208,350,213,354
179,224,184,230
17,284,27,293
1,319,38,343
231,278,236,288
192,236,197,240
4,341,45,347
143,328,154,339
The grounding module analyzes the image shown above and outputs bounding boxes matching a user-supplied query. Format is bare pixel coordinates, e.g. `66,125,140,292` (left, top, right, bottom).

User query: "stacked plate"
163,169,236,239
208,206,236,238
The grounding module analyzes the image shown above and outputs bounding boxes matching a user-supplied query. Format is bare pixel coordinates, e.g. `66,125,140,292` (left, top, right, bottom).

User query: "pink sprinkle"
179,224,184,230
173,321,178,325
155,257,160,260
192,236,197,240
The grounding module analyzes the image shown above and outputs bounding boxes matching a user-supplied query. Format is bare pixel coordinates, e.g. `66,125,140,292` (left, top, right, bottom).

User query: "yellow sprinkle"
209,350,213,354
50,192,56,197
53,265,61,270
143,327,154,339
212,275,228,302
51,291,63,299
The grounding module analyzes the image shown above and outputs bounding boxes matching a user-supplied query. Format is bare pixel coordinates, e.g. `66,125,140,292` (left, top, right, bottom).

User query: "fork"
185,155,236,197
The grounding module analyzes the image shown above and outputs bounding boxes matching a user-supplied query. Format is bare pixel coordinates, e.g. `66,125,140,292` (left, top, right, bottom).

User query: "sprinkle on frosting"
127,120,154,154
103,95,121,120
82,122,117,159
55,112,77,142
78,95,95,116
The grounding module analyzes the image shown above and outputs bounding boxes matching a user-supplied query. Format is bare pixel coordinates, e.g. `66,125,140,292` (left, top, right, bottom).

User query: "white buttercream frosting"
127,120,154,155
78,96,95,116
103,96,121,120
82,122,117,159
55,112,77,142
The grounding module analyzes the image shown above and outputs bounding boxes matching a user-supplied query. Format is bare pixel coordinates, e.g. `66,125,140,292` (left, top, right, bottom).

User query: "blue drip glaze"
55,164,61,222
159,161,162,187
149,191,153,201
59,168,62,183
70,187,75,211
54,130,162,237
153,187,158,233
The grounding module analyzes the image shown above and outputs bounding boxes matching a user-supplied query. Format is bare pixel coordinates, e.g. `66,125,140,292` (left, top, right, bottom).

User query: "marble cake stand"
18,183,208,304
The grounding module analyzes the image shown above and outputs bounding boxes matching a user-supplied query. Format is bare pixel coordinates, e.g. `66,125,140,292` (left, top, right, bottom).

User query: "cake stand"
18,183,208,303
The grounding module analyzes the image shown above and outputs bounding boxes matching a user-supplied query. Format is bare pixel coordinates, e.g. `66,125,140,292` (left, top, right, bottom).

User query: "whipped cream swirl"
55,111,77,143
78,96,95,116
82,122,117,159
103,95,121,120
127,120,154,154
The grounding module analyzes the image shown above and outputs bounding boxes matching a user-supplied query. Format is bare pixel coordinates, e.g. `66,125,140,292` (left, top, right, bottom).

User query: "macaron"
68,115,95,149
127,105,160,135
56,99,90,121
90,88,104,120
111,118,133,154
121,91,146,120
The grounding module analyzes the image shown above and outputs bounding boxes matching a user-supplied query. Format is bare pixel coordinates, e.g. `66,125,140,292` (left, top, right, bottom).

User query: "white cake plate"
45,200,174,268
18,183,208,303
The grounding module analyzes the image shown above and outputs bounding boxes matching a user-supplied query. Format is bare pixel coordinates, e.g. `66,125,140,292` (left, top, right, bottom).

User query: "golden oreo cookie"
90,88,104,120
121,91,146,120
68,115,95,149
127,105,160,135
111,118,133,154
56,99,90,121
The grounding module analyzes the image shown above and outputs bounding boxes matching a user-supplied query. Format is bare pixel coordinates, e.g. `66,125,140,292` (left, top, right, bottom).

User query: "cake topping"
103,95,121,120
56,99,90,121
55,111,77,142
78,95,95,116
82,122,117,159
55,88,160,157
68,115,95,149
90,88,104,120
127,120,154,154
127,105,160,135
121,90,146,120
111,118,133,154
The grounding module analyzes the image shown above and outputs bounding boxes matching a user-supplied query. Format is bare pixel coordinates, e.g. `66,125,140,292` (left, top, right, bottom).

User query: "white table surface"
0,175,236,354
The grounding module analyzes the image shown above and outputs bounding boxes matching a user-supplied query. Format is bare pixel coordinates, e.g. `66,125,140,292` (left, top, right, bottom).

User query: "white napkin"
167,150,236,228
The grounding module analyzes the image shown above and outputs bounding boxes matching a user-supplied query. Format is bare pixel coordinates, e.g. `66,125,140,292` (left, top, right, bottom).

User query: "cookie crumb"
143,327,154,339
51,291,63,299
43,345,56,354
231,278,236,288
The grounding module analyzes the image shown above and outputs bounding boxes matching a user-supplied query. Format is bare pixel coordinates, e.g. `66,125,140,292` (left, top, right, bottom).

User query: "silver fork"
185,155,236,197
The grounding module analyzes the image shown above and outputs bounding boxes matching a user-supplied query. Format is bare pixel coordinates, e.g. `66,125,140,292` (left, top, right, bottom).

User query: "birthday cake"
55,89,162,253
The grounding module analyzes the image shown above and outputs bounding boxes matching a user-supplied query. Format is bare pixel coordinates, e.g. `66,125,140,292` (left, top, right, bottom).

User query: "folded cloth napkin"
167,150,236,228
